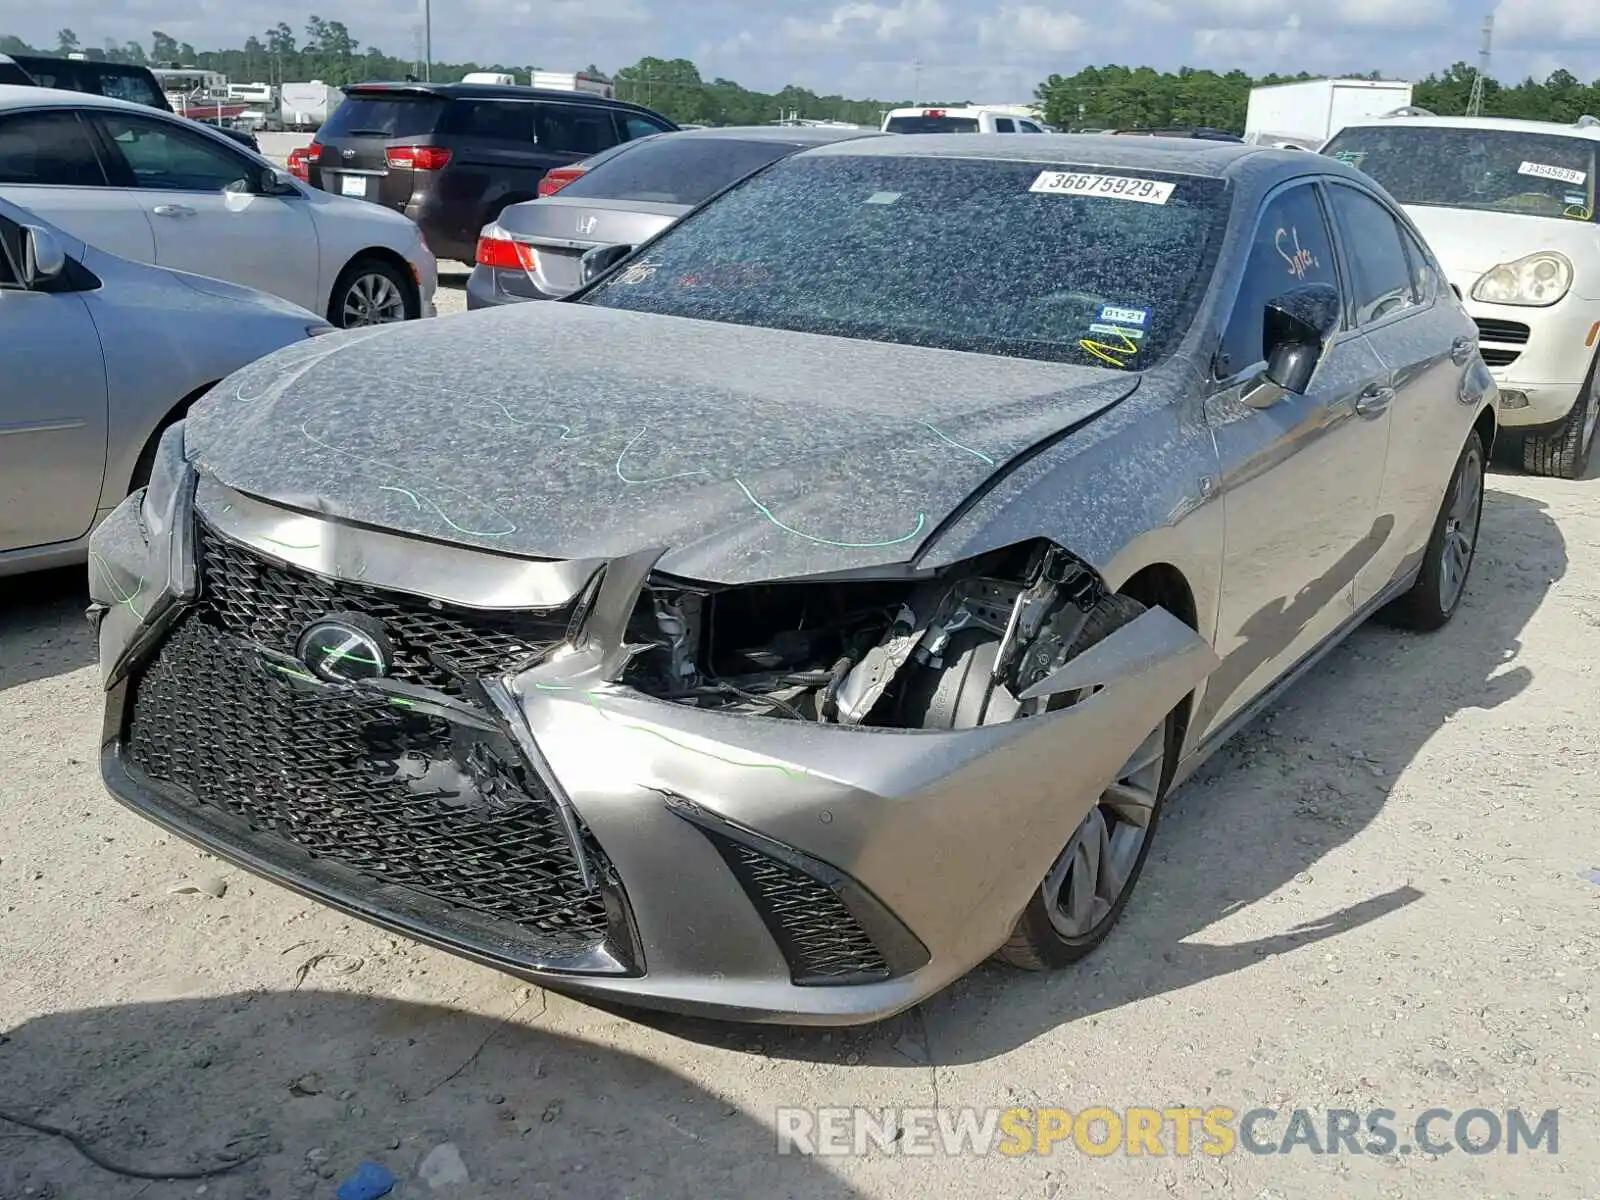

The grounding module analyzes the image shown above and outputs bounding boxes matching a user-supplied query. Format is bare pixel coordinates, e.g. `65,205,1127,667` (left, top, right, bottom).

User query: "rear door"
89,110,320,311
0,210,110,551
0,108,156,262
1325,180,1477,601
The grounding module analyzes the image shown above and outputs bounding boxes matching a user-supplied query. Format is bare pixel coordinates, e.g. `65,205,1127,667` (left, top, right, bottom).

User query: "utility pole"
1466,13,1491,117
422,0,432,82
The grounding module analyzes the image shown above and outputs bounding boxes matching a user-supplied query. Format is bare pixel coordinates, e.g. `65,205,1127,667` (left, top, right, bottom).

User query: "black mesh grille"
1475,318,1531,345
196,520,572,692
1480,348,1521,367
709,835,889,985
124,614,620,962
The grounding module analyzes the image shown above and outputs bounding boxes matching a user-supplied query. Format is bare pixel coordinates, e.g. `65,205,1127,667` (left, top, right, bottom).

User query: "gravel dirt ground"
3,274,1598,1197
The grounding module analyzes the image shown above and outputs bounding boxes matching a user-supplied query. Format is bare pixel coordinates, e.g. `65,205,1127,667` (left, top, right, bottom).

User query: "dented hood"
185,302,1138,584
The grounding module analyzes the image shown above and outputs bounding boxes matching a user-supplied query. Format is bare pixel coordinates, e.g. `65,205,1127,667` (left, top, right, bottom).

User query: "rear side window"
1397,222,1440,304
556,136,799,206
994,118,1016,133
621,114,672,141
444,99,533,141
321,95,444,139
97,70,165,108
0,214,21,287
535,104,617,156
1325,183,1417,325
0,111,108,187
0,58,34,86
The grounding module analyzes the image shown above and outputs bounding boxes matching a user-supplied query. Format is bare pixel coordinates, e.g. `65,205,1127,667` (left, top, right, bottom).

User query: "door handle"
152,204,196,217
1450,335,1476,366
1355,383,1395,417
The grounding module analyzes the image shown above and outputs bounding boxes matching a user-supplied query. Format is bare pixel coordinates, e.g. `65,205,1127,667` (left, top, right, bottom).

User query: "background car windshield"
1323,126,1598,222
885,115,980,133
321,95,444,138
582,154,1228,367
557,136,803,206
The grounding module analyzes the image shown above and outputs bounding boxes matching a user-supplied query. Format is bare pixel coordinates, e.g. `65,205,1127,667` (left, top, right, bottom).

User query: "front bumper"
89,476,1213,1024
1455,286,1600,429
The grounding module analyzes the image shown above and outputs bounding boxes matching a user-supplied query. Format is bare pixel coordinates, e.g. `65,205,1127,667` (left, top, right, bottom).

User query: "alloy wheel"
1041,723,1167,940
1438,444,1483,613
340,272,407,326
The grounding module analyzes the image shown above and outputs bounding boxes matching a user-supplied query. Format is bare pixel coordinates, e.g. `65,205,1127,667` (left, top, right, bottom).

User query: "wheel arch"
123,378,219,496
327,247,420,323
1472,401,1498,461
1113,561,1200,753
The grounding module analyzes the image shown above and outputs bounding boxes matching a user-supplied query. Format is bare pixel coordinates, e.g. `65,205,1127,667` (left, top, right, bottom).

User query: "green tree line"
5,23,1600,130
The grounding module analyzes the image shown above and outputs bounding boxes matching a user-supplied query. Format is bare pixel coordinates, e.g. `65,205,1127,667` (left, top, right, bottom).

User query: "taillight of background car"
475,226,537,272
386,146,452,171
537,166,586,198
286,146,313,181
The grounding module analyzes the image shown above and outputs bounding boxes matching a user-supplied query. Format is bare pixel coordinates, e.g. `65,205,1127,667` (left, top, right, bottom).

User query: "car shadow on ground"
0,566,94,694
0,990,861,1199
625,487,1564,1065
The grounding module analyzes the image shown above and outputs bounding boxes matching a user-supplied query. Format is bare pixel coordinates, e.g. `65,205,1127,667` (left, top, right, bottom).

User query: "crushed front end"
91,425,1214,1024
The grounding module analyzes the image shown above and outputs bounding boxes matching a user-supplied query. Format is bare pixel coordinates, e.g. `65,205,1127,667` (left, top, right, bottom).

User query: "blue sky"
7,0,1600,101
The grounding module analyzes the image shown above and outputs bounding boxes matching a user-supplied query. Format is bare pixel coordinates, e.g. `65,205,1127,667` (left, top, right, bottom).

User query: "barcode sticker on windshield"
1031,171,1175,204
1519,161,1587,185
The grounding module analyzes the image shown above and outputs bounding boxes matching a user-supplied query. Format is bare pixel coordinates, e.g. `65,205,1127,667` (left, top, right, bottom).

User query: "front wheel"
1522,352,1599,478
329,257,415,328
896,593,1180,971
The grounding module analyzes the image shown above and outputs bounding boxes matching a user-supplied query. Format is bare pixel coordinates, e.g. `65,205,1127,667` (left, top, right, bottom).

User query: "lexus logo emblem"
295,615,392,683
577,215,598,235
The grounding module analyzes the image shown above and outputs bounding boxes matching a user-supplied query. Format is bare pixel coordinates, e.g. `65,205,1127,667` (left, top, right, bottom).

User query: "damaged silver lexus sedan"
89,136,1499,1024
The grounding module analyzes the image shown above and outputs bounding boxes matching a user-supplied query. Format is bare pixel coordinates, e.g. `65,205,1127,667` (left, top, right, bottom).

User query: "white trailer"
1245,78,1414,148
530,70,614,98
279,82,342,131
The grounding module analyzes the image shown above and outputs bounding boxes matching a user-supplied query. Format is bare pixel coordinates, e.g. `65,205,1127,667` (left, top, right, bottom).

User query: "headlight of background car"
1471,251,1573,306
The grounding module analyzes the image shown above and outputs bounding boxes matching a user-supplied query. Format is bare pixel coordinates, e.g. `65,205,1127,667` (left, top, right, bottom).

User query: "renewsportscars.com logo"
775,1106,1560,1158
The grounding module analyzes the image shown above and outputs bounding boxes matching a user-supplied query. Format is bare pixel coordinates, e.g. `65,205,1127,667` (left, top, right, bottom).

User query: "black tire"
1381,430,1485,632
896,593,1181,971
328,256,416,328
1522,352,1599,478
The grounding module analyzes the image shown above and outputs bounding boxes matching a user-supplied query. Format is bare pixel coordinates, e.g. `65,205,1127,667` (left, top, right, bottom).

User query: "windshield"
558,136,806,206
581,154,1228,367
885,115,980,133
321,94,444,139
1323,125,1598,222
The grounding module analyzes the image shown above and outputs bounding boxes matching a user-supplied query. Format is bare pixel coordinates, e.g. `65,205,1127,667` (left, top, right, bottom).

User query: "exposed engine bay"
621,542,1112,727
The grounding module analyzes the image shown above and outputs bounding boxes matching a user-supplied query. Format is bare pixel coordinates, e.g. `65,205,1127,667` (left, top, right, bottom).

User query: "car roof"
0,82,153,113
342,81,664,116
1338,113,1600,141
805,131,1276,175
649,124,881,145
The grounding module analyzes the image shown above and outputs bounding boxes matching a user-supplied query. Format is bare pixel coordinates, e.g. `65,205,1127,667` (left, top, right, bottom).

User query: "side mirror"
259,167,300,196
1262,281,1341,395
580,243,633,284
21,225,65,285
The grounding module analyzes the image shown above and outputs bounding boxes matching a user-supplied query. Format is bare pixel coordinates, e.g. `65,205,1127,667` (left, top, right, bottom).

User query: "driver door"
88,110,320,313
1196,179,1395,740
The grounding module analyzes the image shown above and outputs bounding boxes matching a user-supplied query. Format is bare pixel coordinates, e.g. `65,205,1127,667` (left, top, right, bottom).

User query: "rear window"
96,69,166,109
885,115,980,134
321,93,444,139
557,136,800,206
583,155,1229,368
0,57,33,86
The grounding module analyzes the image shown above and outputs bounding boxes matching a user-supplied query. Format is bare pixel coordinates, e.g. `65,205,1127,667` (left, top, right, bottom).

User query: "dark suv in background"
299,82,677,262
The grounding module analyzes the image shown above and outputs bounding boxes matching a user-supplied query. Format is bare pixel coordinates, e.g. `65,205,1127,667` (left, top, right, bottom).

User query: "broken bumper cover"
91,475,1216,1024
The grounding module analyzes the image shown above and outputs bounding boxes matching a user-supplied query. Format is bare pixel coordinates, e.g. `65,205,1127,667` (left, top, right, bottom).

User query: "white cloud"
1495,0,1600,42
779,0,948,46
977,6,1087,55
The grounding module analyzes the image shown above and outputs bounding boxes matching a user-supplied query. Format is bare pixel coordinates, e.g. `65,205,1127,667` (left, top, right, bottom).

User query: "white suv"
1324,112,1600,477
881,106,1046,134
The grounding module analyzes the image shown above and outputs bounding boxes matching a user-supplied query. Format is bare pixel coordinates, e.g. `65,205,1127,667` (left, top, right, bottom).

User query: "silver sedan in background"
0,194,335,577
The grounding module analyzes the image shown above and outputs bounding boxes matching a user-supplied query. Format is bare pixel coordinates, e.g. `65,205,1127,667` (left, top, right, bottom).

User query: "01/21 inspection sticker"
1097,303,1149,328
1031,171,1175,204
1519,161,1587,185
